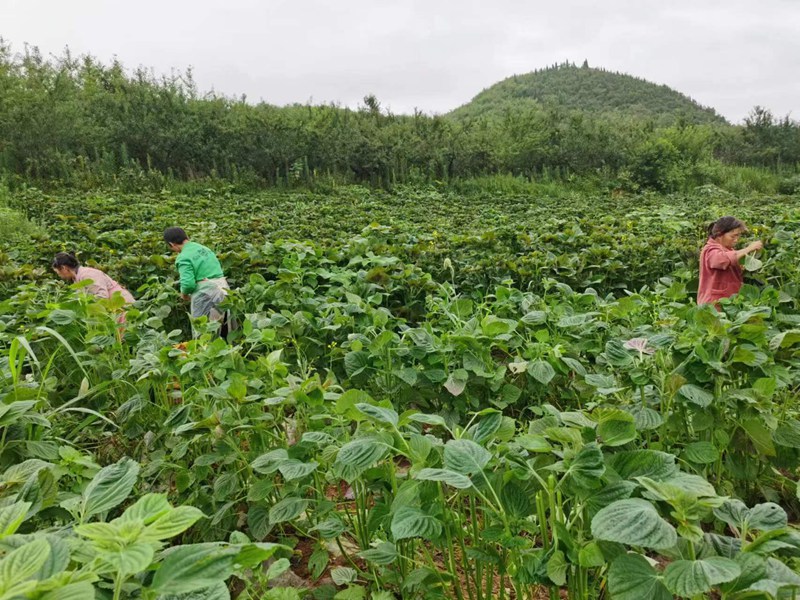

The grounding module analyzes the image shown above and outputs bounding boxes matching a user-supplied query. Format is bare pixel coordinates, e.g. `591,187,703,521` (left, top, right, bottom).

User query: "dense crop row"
1,188,800,598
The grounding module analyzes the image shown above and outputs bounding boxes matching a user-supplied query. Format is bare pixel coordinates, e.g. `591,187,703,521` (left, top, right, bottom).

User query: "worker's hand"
180,293,191,302
747,240,763,253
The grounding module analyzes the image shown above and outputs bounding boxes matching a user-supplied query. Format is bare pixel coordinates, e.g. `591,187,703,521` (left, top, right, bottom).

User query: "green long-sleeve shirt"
175,241,224,294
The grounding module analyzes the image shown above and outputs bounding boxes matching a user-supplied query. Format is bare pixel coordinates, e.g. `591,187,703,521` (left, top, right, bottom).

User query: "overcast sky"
2,0,798,123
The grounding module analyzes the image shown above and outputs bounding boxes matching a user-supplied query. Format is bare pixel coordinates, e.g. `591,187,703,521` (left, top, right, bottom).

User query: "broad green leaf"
81,457,139,519
99,540,155,575
481,315,514,336
213,473,238,500
604,339,634,368
0,538,50,588
415,468,472,489
251,449,289,475
391,507,442,541
150,543,237,594
247,505,271,540
664,557,741,597
742,418,776,457
743,254,763,271
606,450,677,481
331,566,358,585
308,547,329,579
73,522,118,540
597,410,637,446
234,543,285,570
608,554,671,600
577,542,606,568
748,502,788,531
584,373,617,390
628,406,663,431
269,497,309,525
335,389,373,416
683,441,720,464
546,550,567,586
713,499,750,531
142,506,205,541
36,535,71,580
265,558,291,581
119,493,171,524
500,481,533,519
38,582,97,600
0,502,31,538
394,367,419,386
515,434,552,452
409,433,433,463
344,351,370,378
765,557,800,586
528,360,556,385
769,330,800,351
407,413,447,427
774,419,800,448
311,518,348,539
358,542,398,566
591,499,677,550
721,552,767,594
333,585,366,600
336,438,389,470
301,431,335,445
444,369,469,396
355,403,399,427
637,475,716,502
565,442,605,489
678,384,713,407
521,310,547,325
561,356,587,376
663,472,717,497
472,412,502,444
278,460,319,481
584,481,637,517
443,439,491,475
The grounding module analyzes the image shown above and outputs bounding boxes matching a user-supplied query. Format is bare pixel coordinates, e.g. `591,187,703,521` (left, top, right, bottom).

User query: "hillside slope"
449,62,727,125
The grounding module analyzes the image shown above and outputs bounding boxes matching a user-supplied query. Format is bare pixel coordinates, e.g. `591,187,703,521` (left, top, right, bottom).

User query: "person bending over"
52,252,135,304
163,227,230,326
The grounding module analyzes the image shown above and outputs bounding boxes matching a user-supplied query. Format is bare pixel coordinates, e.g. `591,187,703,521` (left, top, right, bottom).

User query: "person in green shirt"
163,227,230,324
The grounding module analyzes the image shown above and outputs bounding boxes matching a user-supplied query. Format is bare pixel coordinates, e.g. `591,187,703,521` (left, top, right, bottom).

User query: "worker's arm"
707,241,762,269
735,240,763,260
176,256,197,295
706,247,738,270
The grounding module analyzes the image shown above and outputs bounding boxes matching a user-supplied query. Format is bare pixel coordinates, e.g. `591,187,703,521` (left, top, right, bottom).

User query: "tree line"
0,42,798,193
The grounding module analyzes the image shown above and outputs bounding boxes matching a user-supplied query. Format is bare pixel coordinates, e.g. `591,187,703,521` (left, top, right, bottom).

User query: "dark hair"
52,251,80,270
708,216,746,238
163,227,189,245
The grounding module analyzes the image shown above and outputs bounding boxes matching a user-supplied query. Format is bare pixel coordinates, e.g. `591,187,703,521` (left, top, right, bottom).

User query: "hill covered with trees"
449,62,726,125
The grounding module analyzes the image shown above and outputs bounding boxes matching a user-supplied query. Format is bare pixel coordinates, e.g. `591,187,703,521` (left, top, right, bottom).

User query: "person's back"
164,228,231,332
72,266,134,304
175,241,224,294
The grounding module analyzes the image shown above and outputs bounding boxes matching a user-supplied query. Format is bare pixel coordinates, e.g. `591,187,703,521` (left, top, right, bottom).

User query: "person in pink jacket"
698,217,763,306
52,253,135,321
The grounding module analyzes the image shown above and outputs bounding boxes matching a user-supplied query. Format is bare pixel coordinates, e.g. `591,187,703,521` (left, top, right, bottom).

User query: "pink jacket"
74,267,135,304
698,238,743,305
